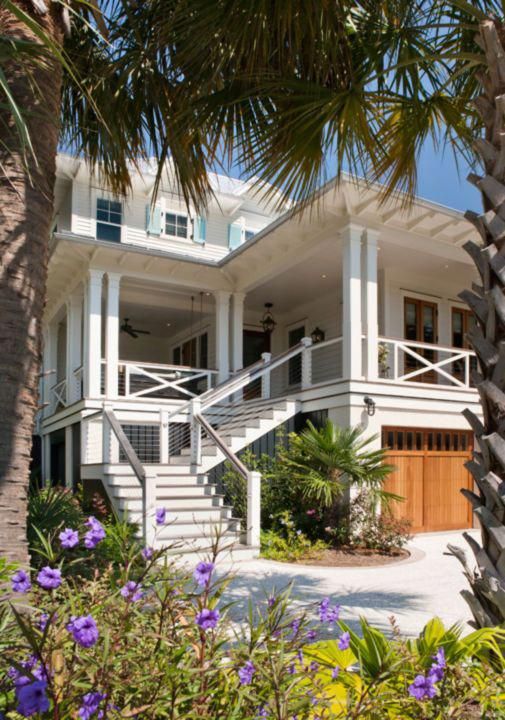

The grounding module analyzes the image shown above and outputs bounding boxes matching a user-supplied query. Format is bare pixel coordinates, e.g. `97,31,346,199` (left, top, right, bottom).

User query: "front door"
243,329,270,399
452,307,477,383
404,297,438,383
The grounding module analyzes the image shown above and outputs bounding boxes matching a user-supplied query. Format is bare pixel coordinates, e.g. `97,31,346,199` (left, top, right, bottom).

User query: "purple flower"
238,660,256,685
306,629,317,641
338,631,351,651
267,596,276,608
428,647,446,683
155,507,166,525
16,680,49,717
290,618,301,636
408,674,437,700
59,527,79,549
318,597,341,623
309,661,319,672
141,546,154,561
332,665,340,679
287,662,296,675
84,517,106,549
193,561,215,587
67,615,99,648
9,657,46,689
195,608,220,630
38,612,57,632
120,581,144,603
256,707,268,718
11,570,31,594
78,692,106,719
36,566,62,590
297,649,304,665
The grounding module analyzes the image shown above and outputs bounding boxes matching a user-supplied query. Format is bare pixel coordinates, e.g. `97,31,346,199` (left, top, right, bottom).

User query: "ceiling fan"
120,318,151,339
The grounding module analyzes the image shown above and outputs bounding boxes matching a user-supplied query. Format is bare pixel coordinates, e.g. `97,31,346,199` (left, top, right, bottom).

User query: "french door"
404,297,438,382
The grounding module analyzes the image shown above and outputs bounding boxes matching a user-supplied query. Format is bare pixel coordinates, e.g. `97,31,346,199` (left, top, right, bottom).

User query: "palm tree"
0,0,214,564
166,0,505,627
285,421,394,509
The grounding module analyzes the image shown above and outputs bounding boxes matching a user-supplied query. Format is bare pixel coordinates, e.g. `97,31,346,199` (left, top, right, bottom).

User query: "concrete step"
123,505,232,522
111,483,216,499
113,491,223,509
155,517,241,539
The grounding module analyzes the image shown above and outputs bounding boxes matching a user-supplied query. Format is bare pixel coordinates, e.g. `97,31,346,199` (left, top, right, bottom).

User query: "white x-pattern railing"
101,360,218,399
378,337,476,389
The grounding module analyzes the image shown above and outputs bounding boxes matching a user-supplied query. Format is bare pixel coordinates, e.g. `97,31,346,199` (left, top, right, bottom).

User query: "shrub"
27,487,85,558
260,511,327,562
324,491,412,553
307,616,505,718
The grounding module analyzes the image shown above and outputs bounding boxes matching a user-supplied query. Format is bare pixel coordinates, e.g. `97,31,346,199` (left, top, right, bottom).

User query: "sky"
402,140,480,214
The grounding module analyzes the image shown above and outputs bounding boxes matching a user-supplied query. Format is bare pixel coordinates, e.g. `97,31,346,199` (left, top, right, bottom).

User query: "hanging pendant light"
310,326,325,344
261,302,277,335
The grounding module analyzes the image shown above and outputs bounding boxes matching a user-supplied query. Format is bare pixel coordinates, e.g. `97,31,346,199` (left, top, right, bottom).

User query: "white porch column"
66,291,83,403
65,425,73,488
231,292,245,372
214,290,231,383
83,269,104,397
364,230,379,380
341,223,363,379
42,433,51,484
42,322,58,416
105,273,121,398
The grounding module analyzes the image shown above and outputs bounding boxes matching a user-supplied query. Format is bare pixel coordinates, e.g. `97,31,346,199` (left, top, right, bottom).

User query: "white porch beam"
341,223,364,379
66,290,83,403
105,273,121,398
231,293,245,372
42,321,58,416
364,229,379,380
83,269,104,398
214,290,231,382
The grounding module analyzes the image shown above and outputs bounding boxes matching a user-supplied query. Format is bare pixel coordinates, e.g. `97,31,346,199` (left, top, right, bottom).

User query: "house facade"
40,154,481,556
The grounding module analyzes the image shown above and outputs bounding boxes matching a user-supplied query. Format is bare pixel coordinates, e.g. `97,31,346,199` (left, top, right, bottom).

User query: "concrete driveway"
222,530,479,638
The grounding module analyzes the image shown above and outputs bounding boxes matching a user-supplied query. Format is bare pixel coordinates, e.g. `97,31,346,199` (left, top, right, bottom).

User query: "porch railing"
50,378,67,411
100,360,218,400
377,337,477,389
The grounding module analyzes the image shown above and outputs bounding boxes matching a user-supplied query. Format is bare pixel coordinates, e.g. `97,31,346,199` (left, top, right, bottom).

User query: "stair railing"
101,404,155,545
178,338,313,548
195,413,261,547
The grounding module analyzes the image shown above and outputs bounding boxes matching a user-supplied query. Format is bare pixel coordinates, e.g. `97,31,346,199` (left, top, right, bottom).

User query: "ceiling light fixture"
261,302,277,335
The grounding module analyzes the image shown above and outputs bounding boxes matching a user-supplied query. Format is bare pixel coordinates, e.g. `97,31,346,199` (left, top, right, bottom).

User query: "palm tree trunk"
0,3,63,564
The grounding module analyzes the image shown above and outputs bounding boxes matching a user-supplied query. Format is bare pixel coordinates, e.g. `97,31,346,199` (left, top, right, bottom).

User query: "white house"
39,153,481,556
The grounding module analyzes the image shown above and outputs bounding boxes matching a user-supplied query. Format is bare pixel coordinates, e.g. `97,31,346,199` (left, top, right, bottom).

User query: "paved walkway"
222,530,479,638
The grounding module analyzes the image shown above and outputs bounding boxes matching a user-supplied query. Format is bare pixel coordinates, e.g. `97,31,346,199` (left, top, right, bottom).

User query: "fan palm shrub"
285,421,395,509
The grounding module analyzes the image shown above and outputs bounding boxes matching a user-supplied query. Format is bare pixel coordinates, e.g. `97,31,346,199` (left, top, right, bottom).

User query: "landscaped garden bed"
1,486,505,718
291,545,410,567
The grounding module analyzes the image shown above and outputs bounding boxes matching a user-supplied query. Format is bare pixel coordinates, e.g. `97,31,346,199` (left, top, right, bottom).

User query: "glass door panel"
404,298,437,382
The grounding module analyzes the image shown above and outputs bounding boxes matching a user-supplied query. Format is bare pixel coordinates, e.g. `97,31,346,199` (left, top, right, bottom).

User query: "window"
96,198,122,243
173,333,209,368
404,297,438,382
165,212,188,239
452,307,477,381
244,229,255,243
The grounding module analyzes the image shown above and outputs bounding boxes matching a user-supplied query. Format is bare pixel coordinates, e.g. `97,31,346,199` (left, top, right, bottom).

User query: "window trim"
163,209,190,241
95,196,123,243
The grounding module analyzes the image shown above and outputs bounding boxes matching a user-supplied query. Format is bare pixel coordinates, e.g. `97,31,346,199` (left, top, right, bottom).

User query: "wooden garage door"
383,427,473,533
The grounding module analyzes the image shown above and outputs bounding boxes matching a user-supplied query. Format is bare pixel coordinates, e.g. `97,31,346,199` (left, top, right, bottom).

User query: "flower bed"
1,505,504,718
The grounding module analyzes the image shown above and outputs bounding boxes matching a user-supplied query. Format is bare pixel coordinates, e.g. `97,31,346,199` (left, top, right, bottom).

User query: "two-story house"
39,153,481,557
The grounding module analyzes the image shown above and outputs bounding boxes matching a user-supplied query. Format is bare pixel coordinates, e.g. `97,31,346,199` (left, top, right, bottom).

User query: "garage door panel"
423,455,471,531
382,428,473,533
385,454,424,531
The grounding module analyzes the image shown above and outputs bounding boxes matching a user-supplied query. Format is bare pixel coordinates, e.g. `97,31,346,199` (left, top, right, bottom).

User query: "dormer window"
96,198,122,243
165,212,188,239
244,229,255,243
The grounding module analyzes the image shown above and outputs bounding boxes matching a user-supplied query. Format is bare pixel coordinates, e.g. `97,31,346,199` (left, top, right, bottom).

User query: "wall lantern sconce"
363,396,376,417
261,302,277,334
310,326,325,344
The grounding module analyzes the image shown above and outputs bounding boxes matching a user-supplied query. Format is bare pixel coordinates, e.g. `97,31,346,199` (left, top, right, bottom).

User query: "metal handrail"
102,406,146,485
195,413,249,480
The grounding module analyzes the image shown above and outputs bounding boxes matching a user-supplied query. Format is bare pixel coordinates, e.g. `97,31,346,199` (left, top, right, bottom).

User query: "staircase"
90,341,310,561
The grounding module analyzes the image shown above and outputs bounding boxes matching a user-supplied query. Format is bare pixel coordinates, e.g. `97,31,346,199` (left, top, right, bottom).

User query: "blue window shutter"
193,216,206,244
145,205,161,235
228,222,242,250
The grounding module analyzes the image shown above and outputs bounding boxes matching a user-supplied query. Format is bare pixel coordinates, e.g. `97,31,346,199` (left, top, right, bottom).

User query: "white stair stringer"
95,397,299,562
